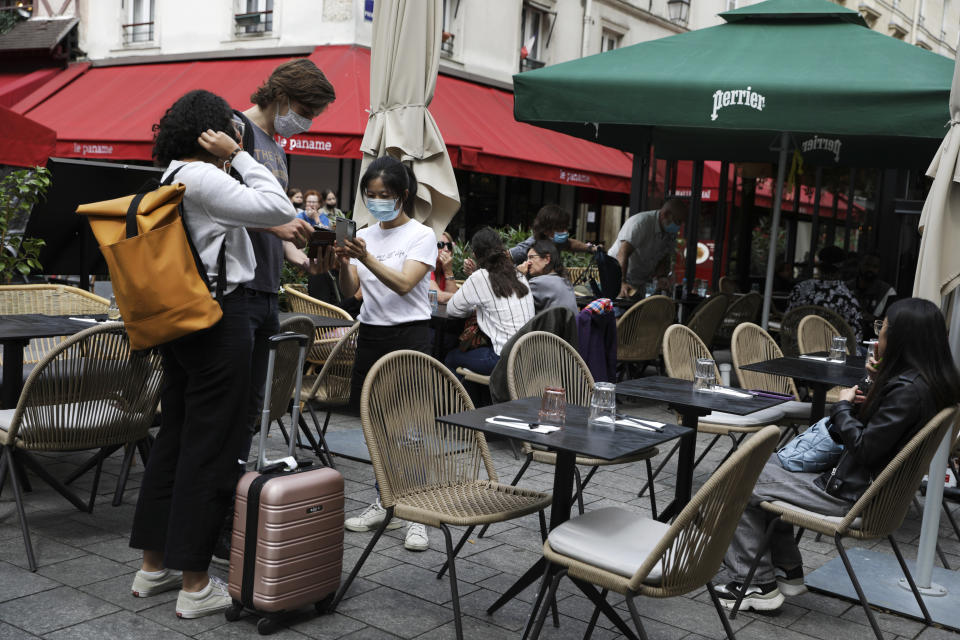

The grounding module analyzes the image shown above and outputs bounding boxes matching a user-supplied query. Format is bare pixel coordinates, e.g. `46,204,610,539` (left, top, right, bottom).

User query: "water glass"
539,386,566,425
873,318,883,336
428,289,439,313
861,340,878,392
107,294,121,321
696,279,707,298
694,357,717,391
644,282,656,298
828,335,847,363
588,382,617,423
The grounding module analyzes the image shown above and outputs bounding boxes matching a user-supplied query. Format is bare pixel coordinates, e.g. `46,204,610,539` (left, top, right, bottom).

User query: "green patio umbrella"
513,0,953,326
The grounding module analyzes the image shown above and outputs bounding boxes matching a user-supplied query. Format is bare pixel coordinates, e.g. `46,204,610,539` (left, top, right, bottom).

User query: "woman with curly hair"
128,89,297,619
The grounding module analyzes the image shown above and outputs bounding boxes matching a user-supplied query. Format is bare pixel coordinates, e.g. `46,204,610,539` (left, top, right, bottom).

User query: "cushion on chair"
766,500,862,529
548,506,669,583
0,400,139,445
702,406,784,427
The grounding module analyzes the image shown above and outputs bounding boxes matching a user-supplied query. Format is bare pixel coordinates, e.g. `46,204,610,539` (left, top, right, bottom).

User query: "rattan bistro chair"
300,323,360,463
730,407,960,640
797,314,856,404
477,331,660,540
714,292,761,348
686,293,729,350
616,295,676,378
780,304,858,358
526,426,780,640
0,322,163,571
282,285,353,371
329,350,552,640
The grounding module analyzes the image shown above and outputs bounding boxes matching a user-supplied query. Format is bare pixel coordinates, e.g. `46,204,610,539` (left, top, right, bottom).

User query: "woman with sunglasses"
334,155,438,552
429,231,459,304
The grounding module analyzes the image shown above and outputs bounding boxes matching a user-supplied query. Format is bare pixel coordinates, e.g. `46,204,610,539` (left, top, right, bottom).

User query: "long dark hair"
359,156,418,216
530,239,567,279
861,298,960,420
471,227,529,299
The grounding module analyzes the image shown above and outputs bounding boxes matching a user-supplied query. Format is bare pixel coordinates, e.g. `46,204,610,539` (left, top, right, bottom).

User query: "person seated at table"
507,204,596,266
846,252,897,339
429,231,459,304
786,245,863,342
715,298,960,613
287,186,304,212
297,189,332,228
521,238,577,315
445,227,535,379
128,89,308,619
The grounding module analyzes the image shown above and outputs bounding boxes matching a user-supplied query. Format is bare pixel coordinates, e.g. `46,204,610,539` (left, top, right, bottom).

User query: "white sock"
140,569,166,577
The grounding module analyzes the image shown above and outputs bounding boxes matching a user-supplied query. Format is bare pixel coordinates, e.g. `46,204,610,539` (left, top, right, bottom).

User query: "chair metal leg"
625,595,651,640
794,526,806,544
706,582,738,640
944,497,960,542
638,441,680,498
730,516,779,618
479,455,532,538
63,445,119,485
529,568,566,640
644,459,658,520
834,533,884,640
571,578,640,640
692,434,723,469
87,454,104,513
136,437,152,466
5,448,36,572
538,510,547,542
16,450,91,512
328,507,393,613
0,451,8,499
436,526,475,580
569,465,598,514
888,535,933,625
573,466,585,515
112,443,137,507
296,413,335,469
583,588,606,640
521,563,555,640
439,523,464,640
507,437,521,460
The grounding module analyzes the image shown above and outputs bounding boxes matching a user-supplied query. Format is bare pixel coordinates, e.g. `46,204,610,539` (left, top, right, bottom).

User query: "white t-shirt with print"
352,219,437,326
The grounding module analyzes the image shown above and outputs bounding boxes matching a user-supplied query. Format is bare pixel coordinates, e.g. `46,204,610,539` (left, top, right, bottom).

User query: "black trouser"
349,321,432,411
129,289,253,571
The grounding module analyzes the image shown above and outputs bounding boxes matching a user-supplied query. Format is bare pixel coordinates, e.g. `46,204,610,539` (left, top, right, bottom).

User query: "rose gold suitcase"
225,332,344,635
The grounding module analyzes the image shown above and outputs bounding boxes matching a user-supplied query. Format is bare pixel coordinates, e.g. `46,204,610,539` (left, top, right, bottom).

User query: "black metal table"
278,311,354,329
0,314,106,409
739,352,864,421
437,396,690,628
615,375,789,521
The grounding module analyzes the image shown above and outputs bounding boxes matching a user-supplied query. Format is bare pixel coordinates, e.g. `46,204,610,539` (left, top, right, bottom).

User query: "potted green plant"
0,167,50,283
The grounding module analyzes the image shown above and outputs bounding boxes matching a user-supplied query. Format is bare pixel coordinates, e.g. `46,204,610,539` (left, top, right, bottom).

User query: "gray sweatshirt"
529,273,578,315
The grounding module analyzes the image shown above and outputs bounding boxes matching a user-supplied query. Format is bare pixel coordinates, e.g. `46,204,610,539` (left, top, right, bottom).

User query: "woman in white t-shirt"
335,156,438,551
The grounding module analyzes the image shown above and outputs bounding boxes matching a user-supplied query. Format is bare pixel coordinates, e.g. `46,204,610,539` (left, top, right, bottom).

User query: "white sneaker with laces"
176,576,233,619
345,499,403,532
404,523,429,551
131,568,183,598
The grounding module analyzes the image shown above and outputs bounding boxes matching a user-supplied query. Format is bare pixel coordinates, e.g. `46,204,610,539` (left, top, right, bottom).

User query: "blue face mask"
553,232,569,244
367,198,401,222
663,221,680,234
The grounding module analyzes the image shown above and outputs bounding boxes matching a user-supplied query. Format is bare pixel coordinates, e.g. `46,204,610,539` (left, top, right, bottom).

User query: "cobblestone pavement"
0,398,957,639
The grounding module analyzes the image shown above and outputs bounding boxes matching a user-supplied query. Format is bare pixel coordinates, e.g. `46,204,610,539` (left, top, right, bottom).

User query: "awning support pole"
761,132,790,330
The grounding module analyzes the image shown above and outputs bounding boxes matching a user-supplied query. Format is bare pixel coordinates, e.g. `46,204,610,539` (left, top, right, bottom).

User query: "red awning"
0,67,61,108
0,104,55,167
19,46,632,192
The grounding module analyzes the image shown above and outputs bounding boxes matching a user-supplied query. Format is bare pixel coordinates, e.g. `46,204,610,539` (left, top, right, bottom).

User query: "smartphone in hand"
336,219,357,247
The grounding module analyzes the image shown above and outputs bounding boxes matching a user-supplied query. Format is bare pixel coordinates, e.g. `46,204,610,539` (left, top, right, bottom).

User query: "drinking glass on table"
860,340,878,393
588,382,617,424
539,386,567,424
694,357,717,391
828,335,847,363
107,295,121,321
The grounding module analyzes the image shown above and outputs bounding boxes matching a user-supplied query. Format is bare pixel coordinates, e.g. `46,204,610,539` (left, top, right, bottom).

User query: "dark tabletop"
0,314,107,341
740,353,865,388
278,311,354,329
437,396,690,461
616,376,788,415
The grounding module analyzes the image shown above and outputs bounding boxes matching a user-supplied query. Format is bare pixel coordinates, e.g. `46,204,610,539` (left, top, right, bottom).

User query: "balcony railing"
519,57,545,73
122,21,154,45
234,9,272,37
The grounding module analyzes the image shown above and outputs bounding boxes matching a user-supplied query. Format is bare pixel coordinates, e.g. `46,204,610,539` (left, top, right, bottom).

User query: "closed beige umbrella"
353,0,460,236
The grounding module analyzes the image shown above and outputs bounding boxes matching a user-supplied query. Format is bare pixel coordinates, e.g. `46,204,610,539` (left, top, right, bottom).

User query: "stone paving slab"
0,403,951,639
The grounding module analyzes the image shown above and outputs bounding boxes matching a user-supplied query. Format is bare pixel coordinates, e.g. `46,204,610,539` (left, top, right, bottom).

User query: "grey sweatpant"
722,455,853,584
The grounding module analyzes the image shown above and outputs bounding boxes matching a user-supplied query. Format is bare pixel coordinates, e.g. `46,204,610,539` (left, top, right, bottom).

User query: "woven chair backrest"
715,292,761,342
731,322,799,399
506,331,595,405
616,295,676,361
361,350,496,509
8,322,162,451
780,305,857,358
282,286,352,364
265,316,316,421
630,425,780,596
662,324,721,382
841,406,959,538
304,322,359,405
798,314,852,355
718,276,736,294
686,294,729,349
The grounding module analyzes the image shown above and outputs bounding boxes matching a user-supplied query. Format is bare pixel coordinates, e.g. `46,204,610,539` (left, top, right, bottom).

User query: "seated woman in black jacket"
716,297,960,612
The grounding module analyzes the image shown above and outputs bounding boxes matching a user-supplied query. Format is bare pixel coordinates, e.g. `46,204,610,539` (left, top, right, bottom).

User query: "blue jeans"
444,346,499,377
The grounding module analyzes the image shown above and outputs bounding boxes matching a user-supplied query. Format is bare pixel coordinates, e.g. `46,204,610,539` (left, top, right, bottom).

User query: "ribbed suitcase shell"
228,466,344,612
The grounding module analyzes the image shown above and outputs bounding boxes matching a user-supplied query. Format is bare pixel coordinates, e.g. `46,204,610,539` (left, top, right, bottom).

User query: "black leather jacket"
816,369,936,503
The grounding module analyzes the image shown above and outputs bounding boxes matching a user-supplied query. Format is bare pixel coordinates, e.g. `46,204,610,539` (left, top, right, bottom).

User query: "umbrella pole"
761,132,790,330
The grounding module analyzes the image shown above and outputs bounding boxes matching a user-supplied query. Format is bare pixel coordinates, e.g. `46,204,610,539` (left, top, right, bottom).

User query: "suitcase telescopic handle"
257,332,311,472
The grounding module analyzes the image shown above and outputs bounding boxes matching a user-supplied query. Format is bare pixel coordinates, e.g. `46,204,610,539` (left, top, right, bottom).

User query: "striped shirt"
447,269,536,355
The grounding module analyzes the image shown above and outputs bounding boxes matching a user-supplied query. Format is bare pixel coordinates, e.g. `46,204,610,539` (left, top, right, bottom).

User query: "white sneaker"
404,523,429,551
175,576,233,619
345,499,403,532
131,568,183,598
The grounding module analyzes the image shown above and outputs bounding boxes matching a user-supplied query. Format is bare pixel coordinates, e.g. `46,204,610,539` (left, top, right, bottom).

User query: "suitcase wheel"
224,601,243,623
315,594,335,615
257,617,280,635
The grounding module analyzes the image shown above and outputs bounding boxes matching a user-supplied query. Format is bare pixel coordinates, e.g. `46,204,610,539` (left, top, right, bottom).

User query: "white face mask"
274,97,312,138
